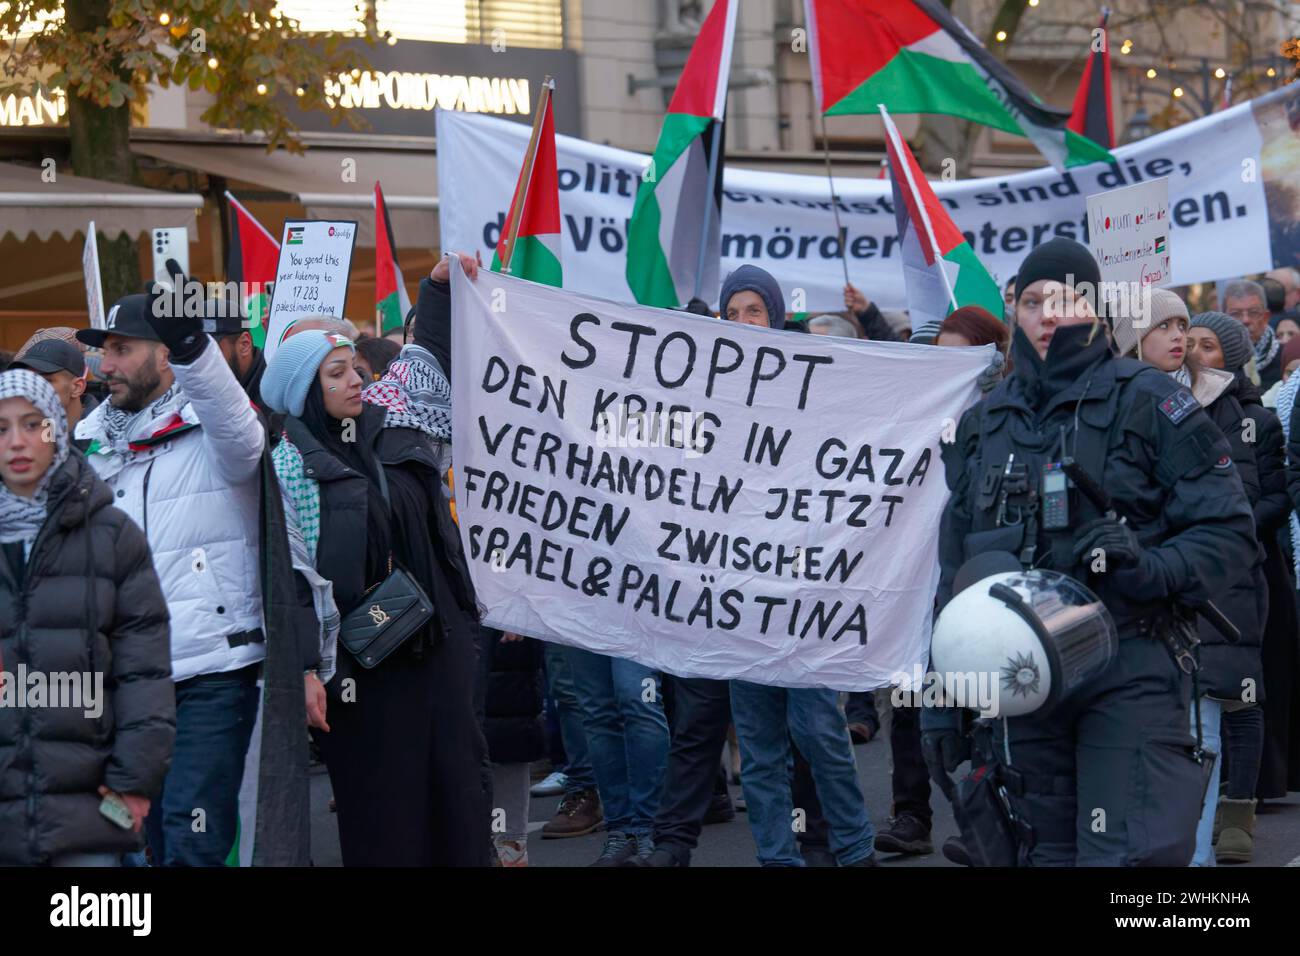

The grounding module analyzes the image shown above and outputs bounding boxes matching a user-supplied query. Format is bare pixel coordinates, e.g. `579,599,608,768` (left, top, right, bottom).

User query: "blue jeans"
543,643,596,793
730,682,875,866
144,663,260,866
1190,697,1223,867
563,647,669,835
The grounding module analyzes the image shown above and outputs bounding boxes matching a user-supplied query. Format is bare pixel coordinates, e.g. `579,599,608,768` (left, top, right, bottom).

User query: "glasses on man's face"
1228,308,1267,321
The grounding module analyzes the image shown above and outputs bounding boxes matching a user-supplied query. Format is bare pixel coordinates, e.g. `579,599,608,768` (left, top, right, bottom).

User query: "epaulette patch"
1158,386,1198,425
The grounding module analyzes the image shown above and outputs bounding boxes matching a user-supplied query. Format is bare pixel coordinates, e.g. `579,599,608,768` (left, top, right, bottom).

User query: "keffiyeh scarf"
1253,324,1281,372
1169,365,1193,389
362,343,452,441
0,370,70,545
99,381,184,449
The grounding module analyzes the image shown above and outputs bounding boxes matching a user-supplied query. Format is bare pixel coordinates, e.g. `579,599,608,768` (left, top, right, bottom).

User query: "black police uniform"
936,324,1258,866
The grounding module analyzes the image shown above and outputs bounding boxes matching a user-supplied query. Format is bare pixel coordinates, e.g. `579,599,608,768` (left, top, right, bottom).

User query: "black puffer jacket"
482,631,544,765
0,454,175,865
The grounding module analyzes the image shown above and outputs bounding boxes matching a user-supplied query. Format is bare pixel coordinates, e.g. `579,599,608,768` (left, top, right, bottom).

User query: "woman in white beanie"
261,254,489,867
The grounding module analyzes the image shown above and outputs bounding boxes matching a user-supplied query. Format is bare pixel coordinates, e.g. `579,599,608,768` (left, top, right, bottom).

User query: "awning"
0,162,203,241
133,140,438,248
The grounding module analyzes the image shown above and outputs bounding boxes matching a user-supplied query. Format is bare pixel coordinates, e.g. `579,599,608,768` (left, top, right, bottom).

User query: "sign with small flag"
264,219,358,362
626,0,736,308
805,0,1114,171
374,183,412,334
880,105,1003,339
491,77,563,287
225,192,281,348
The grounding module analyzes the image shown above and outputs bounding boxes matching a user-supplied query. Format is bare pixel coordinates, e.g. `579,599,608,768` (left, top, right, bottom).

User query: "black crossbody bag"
337,462,434,669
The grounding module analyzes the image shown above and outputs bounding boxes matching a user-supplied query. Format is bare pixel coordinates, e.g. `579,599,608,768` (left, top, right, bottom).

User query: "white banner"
438,84,1300,313
265,219,358,360
1087,177,1172,315
450,265,991,689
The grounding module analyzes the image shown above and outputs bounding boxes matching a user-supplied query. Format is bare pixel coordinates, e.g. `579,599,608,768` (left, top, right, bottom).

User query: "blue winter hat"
720,264,786,330
262,330,355,417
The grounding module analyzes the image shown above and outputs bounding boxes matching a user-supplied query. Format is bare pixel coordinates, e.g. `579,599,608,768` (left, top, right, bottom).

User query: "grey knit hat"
1190,311,1253,372
1112,288,1188,358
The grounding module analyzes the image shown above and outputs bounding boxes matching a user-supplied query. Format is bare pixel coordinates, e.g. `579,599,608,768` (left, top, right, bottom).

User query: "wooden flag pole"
500,75,554,274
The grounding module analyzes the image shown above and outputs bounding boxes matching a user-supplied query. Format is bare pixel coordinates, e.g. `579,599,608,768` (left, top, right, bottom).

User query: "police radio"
1040,462,1069,530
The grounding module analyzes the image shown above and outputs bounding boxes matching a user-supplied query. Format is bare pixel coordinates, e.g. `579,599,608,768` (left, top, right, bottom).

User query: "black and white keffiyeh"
99,381,184,448
1253,324,1281,371
0,370,70,545
1169,365,1193,389
362,343,452,441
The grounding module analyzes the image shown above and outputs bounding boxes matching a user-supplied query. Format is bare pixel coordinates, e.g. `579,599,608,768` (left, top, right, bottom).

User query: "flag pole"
816,112,851,288
880,105,959,313
372,185,381,336
501,75,554,274
690,116,724,304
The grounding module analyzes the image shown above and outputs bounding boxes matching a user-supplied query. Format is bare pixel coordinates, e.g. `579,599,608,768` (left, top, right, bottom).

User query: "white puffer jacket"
76,341,267,682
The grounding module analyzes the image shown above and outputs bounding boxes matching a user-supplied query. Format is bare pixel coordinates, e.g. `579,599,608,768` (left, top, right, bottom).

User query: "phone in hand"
99,791,135,830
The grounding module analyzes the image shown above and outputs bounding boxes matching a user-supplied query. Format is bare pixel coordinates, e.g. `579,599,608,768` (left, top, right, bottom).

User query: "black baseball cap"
12,339,87,377
76,294,163,348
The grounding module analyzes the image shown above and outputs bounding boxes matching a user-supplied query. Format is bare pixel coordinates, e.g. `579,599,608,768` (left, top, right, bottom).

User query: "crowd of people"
1,243,1298,868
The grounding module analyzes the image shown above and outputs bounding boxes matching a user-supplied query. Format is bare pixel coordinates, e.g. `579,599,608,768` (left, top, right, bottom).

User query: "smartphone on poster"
151,227,190,290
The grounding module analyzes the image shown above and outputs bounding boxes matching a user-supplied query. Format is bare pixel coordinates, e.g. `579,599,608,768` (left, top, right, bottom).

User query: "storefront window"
272,0,564,49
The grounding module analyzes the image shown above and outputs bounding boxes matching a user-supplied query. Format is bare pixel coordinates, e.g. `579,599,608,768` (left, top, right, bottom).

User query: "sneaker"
874,812,933,856
703,790,736,825
530,771,569,797
590,831,636,867
541,788,603,839
628,845,688,868
941,836,973,867
844,853,880,867
494,838,529,867
630,831,657,863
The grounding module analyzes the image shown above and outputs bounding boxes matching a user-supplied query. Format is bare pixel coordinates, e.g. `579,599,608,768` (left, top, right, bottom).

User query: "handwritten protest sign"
264,219,357,360
1087,177,1171,320
450,265,990,690
83,221,105,330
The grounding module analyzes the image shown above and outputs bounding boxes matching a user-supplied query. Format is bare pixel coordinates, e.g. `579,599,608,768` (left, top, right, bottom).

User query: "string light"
1173,86,1184,97
158,12,170,25
1214,67,1226,79
350,67,361,79
1146,68,1157,78
256,82,268,95
1120,40,1133,55
1267,66,1277,77
207,56,218,69
295,87,305,96
386,34,396,46
995,30,1007,42
1028,0,1038,6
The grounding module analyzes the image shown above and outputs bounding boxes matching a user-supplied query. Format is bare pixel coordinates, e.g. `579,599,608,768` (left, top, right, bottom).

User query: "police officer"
924,238,1258,866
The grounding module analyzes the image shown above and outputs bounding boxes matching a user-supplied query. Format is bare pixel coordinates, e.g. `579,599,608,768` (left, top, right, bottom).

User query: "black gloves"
1071,515,1143,569
146,258,209,365
922,726,971,775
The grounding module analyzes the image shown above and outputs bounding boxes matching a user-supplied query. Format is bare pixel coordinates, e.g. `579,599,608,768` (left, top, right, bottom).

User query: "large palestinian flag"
626,0,736,308
805,0,1113,171
224,192,279,348
880,106,1003,340
1067,9,1114,149
374,183,412,335
491,79,562,286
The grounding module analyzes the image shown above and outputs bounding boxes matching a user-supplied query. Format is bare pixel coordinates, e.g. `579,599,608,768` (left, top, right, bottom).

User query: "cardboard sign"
450,264,991,690
1087,177,1171,319
83,222,105,330
264,219,358,360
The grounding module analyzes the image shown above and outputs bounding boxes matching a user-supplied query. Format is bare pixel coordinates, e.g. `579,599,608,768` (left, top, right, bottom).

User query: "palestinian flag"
224,192,279,348
1067,9,1114,149
626,0,736,308
805,0,1113,171
374,183,412,334
880,105,1003,339
491,79,562,286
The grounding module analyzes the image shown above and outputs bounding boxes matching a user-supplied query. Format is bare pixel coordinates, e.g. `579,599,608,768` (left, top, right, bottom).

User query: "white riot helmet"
932,559,1118,718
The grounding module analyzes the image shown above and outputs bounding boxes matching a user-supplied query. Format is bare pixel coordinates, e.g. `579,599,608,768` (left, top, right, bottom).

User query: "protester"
10,339,96,446
807,313,860,338
929,238,1257,865
1273,313,1300,346
1189,311,1290,862
205,310,267,411
354,335,401,382
1263,335,1300,407
262,264,488,865
1224,279,1283,389
1268,266,1300,311
478,630,545,866
936,305,1010,352
537,644,604,839
843,282,905,341
0,371,175,866
73,281,267,867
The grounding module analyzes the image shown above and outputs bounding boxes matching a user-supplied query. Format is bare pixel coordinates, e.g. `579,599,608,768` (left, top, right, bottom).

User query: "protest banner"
82,221,105,330
450,264,990,689
1087,177,1171,320
264,219,358,360
438,83,1300,312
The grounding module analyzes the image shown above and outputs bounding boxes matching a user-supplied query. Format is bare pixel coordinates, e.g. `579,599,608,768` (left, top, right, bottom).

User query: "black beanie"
1014,237,1103,314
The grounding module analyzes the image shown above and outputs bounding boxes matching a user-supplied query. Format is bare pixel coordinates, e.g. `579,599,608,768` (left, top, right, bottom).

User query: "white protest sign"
264,219,358,360
451,265,991,690
83,221,105,330
1086,177,1171,318
439,84,1282,311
